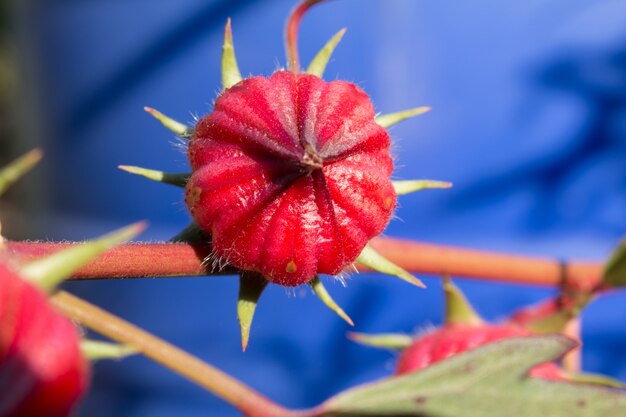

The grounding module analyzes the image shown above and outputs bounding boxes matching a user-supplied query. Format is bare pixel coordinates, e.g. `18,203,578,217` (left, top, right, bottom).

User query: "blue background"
9,0,626,415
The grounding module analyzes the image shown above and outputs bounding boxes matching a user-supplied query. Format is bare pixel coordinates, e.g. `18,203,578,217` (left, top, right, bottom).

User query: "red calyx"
0,262,89,417
186,70,395,286
395,324,563,380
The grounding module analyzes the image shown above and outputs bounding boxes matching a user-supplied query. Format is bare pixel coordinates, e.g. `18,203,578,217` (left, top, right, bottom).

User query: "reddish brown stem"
6,237,603,290
6,241,224,278
368,238,603,292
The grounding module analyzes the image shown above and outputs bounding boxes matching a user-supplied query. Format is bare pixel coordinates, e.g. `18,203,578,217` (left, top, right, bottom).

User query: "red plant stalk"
285,0,325,72
6,237,603,290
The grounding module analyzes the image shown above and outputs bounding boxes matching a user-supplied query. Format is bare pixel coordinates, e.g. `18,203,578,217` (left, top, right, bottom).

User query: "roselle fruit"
183,0,404,289
0,261,89,417
348,279,615,384
395,280,565,380
186,70,395,286
395,322,563,380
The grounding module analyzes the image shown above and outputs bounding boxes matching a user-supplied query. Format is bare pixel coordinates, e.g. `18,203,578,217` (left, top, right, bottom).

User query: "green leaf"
603,237,626,288
238,272,268,351
309,276,354,326
306,28,346,78
222,18,243,90
393,180,452,196
118,165,189,188
144,106,193,138
81,340,137,361
375,106,431,129
357,244,425,288
321,335,626,417
347,332,413,351
21,222,145,292
0,148,43,196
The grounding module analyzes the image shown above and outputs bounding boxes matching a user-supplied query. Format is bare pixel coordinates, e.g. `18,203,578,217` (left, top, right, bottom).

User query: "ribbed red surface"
187,71,395,286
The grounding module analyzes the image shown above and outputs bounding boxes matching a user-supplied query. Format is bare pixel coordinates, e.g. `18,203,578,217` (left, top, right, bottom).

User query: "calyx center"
300,143,324,171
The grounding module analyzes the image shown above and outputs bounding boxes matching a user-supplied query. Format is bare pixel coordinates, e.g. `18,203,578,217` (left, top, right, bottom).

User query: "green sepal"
144,106,193,138
527,312,575,334
309,276,354,326
375,106,431,129
393,180,452,195
170,222,210,243
510,292,593,334
306,28,346,78
238,271,268,351
118,165,189,188
81,339,137,361
0,148,43,196
20,222,146,293
347,332,413,351
524,295,593,334
222,18,243,90
444,277,483,326
603,237,626,288
357,244,425,288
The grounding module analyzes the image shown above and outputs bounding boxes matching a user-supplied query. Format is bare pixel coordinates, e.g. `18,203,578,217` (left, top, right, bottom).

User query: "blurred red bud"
0,261,89,417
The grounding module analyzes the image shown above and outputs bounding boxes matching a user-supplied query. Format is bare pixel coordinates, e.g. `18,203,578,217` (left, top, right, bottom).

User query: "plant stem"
7,241,224,277
285,0,326,72
7,238,603,290
51,291,300,417
368,238,603,292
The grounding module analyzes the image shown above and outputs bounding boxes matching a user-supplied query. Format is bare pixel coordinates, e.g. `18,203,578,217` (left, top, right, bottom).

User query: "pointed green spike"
222,18,243,90
443,277,483,326
144,106,192,138
524,310,576,334
118,165,189,188
306,28,346,78
238,272,268,351
525,297,592,334
20,222,146,293
357,244,425,288
393,180,452,196
0,148,43,196
309,276,354,326
511,293,592,334
375,106,431,129
170,222,209,243
81,340,137,361
347,332,413,351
